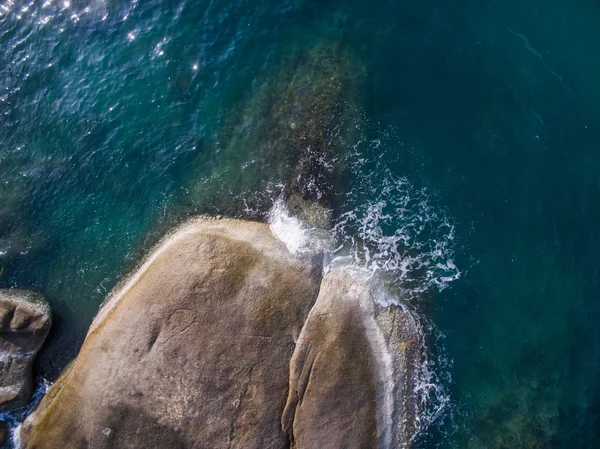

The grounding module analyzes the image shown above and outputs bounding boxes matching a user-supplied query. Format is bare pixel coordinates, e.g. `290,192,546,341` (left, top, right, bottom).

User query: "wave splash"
332,149,460,300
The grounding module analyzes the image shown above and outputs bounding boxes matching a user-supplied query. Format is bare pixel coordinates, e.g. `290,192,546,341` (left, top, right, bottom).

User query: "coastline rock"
20,218,322,449
0,420,7,445
0,290,51,412
282,268,421,448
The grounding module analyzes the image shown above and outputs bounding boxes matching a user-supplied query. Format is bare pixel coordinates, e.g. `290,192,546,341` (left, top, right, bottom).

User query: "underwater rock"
285,193,333,230
0,290,51,412
282,268,420,448
266,44,362,215
20,218,322,449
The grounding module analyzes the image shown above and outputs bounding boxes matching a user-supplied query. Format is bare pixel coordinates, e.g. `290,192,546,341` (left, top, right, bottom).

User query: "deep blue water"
1,0,600,447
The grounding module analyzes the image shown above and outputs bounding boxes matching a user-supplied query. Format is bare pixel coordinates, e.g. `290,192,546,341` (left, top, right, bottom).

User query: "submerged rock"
185,43,365,226
20,218,420,448
285,193,333,230
282,268,420,448
0,290,51,412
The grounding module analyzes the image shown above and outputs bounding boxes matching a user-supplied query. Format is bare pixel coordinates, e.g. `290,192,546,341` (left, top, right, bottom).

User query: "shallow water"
1,0,600,447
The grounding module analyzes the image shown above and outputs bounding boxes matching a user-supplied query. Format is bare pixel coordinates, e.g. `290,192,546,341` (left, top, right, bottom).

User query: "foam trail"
508,28,574,98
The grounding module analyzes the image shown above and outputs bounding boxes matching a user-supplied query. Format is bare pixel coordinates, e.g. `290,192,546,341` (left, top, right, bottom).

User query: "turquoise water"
1,0,600,447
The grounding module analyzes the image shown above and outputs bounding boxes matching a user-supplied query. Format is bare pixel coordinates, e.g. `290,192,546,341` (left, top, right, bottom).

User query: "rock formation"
20,218,420,448
0,290,51,413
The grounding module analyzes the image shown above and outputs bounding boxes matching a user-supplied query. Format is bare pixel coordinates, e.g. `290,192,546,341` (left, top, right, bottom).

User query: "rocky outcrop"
0,290,51,413
20,218,322,449
20,218,420,449
184,43,365,227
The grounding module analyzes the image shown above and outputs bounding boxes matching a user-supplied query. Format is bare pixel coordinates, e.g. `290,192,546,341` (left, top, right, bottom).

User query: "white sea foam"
267,129,459,444
410,314,454,443
268,198,333,256
332,141,461,301
268,199,312,254
338,137,459,440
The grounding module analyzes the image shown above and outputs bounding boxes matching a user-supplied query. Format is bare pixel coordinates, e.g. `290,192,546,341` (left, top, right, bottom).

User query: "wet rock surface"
0,290,51,413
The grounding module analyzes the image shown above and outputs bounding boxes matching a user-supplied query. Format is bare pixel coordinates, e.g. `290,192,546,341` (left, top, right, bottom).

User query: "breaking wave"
335,134,459,443
332,141,460,300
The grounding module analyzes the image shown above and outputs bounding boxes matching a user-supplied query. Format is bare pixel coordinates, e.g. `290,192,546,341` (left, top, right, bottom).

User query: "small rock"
0,290,51,412
285,193,333,229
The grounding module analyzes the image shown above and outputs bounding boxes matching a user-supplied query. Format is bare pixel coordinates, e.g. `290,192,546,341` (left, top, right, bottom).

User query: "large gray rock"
0,289,51,412
282,268,421,448
20,218,322,449
20,219,421,449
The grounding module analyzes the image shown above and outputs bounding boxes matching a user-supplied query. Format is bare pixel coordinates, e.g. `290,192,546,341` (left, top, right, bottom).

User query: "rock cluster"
20,218,419,449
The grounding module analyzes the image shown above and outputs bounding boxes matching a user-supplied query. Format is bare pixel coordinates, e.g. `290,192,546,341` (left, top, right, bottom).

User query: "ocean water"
1,0,600,447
